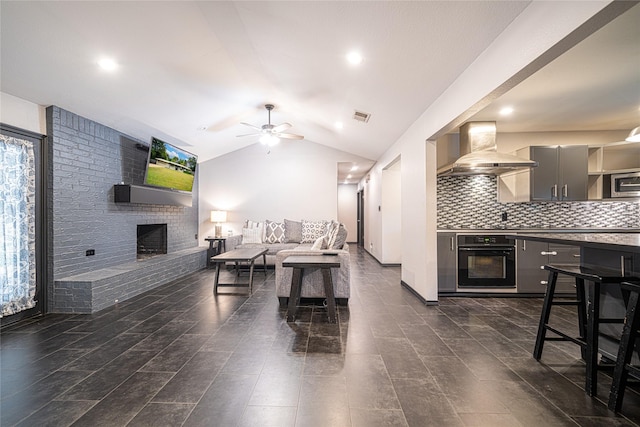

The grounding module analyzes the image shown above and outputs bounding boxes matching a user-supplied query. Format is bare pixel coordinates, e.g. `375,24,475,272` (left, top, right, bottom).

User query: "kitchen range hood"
437,122,538,176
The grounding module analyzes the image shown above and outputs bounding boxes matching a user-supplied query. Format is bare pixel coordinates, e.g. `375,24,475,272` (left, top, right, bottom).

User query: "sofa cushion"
264,220,285,243
301,220,328,243
284,219,302,243
236,242,298,256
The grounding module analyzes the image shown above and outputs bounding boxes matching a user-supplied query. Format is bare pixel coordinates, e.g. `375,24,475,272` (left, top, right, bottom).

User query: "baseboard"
401,280,438,306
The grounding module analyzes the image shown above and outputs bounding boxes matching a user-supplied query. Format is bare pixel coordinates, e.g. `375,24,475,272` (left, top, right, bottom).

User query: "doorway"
357,189,364,247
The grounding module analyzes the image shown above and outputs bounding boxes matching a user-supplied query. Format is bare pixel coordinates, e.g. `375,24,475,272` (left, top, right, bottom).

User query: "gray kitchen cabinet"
437,233,456,293
530,145,588,201
499,145,588,202
516,238,579,294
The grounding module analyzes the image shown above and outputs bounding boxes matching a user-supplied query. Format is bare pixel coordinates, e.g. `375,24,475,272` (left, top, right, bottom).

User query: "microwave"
610,172,640,198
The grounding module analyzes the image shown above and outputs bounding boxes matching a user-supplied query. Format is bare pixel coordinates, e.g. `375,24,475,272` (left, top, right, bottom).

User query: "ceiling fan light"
260,134,280,146
626,126,640,142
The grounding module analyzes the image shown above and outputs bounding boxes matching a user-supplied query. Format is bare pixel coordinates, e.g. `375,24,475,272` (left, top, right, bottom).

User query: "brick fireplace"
137,223,167,258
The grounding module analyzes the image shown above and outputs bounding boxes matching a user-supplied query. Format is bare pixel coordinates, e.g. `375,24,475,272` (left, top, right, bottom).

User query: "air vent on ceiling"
353,110,371,123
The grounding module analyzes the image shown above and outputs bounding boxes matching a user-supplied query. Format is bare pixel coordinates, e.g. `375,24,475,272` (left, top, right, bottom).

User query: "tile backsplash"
437,175,640,229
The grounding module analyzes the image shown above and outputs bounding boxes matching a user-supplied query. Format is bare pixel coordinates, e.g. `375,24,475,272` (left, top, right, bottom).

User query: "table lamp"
210,210,227,238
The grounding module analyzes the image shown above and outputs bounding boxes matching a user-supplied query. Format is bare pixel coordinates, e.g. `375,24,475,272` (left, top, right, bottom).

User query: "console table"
283,255,341,323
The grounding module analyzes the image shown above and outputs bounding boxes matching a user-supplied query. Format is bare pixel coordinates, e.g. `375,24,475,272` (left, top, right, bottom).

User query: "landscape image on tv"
144,137,197,192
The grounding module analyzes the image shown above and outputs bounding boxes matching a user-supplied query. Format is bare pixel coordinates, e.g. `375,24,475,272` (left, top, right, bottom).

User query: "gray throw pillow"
284,219,302,243
331,224,348,249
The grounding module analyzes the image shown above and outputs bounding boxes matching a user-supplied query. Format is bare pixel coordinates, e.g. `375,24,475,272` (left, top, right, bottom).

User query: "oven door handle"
458,247,514,251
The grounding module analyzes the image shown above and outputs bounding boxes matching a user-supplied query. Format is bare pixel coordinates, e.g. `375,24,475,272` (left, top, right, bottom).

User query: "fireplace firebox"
137,224,167,259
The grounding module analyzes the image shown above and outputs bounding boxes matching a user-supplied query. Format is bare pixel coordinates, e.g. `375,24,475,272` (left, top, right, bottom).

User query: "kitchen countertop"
506,232,640,253
438,228,639,233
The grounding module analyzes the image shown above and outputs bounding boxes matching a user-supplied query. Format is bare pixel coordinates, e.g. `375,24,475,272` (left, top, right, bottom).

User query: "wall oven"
457,235,516,288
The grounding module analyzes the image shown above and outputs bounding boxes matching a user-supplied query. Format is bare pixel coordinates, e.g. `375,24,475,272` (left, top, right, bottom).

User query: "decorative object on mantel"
236,104,304,146
210,210,227,238
626,126,640,142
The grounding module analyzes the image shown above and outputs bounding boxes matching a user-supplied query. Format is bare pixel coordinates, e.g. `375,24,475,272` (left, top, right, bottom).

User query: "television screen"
144,137,197,192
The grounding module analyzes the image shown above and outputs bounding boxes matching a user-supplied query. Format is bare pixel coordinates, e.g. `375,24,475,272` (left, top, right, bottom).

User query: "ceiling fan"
236,104,304,146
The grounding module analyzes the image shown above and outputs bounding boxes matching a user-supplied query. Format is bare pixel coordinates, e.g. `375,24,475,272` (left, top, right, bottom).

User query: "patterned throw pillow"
264,220,285,243
301,220,328,243
241,227,262,244
331,224,348,249
325,220,340,248
284,219,302,243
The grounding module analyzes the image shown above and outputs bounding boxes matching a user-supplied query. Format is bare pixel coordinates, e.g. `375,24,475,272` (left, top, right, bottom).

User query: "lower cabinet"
437,233,457,293
516,239,579,294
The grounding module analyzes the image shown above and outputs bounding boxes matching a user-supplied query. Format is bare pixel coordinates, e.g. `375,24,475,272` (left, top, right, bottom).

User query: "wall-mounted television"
144,137,197,193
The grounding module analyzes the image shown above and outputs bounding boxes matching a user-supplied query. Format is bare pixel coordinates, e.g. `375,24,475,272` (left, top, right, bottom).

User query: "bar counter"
509,232,640,362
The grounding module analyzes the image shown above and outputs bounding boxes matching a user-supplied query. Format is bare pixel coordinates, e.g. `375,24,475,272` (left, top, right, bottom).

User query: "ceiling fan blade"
236,133,261,138
277,133,304,140
240,122,262,130
272,123,292,133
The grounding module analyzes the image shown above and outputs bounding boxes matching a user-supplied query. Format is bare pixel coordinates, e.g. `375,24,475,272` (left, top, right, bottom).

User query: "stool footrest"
551,300,581,306
545,325,586,347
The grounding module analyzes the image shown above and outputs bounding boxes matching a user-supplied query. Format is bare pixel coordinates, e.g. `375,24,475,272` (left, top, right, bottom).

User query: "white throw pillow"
311,235,328,250
325,220,340,248
242,227,262,244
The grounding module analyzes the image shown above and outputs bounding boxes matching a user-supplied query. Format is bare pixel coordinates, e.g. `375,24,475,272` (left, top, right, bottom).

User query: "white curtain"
0,134,36,317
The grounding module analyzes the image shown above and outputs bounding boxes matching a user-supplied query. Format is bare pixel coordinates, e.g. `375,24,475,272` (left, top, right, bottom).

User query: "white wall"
362,1,614,302
381,160,401,264
0,92,46,134
337,184,357,242
198,140,373,242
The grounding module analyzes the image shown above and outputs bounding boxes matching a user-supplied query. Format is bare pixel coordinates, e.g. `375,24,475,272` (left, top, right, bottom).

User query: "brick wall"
46,106,200,312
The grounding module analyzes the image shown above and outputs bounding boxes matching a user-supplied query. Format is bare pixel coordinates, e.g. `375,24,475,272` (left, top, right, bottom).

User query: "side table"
282,255,341,323
205,237,226,268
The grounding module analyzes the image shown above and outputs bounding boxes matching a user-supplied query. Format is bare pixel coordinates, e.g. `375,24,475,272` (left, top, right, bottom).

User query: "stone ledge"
53,247,207,313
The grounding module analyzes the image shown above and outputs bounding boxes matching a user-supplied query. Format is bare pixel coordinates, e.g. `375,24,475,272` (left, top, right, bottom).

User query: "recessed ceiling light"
198,125,208,131
499,106,514,116
350,165,358,171
346,51,363,65
347,174,352,179
335,121,344,129
98,57,118,71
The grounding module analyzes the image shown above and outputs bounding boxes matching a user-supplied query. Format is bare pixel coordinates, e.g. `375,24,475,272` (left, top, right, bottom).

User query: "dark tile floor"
1,246,639,426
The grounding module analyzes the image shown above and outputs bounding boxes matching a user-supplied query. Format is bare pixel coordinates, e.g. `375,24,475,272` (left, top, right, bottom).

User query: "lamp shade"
626,126,640,143
210,210,227,223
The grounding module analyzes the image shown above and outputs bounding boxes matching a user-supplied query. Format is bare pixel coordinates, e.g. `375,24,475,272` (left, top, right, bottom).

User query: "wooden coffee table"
211,248,268,294
282,255,341,323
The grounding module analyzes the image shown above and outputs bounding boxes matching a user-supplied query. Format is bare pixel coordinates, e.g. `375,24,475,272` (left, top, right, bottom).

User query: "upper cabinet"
499,141,640,202
498,145,588,202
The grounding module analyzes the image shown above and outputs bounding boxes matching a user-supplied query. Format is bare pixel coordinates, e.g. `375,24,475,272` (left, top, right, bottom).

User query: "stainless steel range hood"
437,122,538,176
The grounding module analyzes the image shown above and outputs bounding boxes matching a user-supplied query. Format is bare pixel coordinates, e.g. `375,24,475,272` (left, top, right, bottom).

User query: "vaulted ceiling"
0,0,530,165
1,1,638,180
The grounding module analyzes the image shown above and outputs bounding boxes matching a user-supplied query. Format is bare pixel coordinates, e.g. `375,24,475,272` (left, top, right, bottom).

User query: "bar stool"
533,264,629,396
608,281,640,413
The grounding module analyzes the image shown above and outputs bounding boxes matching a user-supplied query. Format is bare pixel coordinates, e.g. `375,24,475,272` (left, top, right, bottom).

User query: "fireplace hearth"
137,224,167,259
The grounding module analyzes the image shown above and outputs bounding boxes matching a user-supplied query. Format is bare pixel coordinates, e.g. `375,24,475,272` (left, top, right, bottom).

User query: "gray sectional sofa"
224,219,350,306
